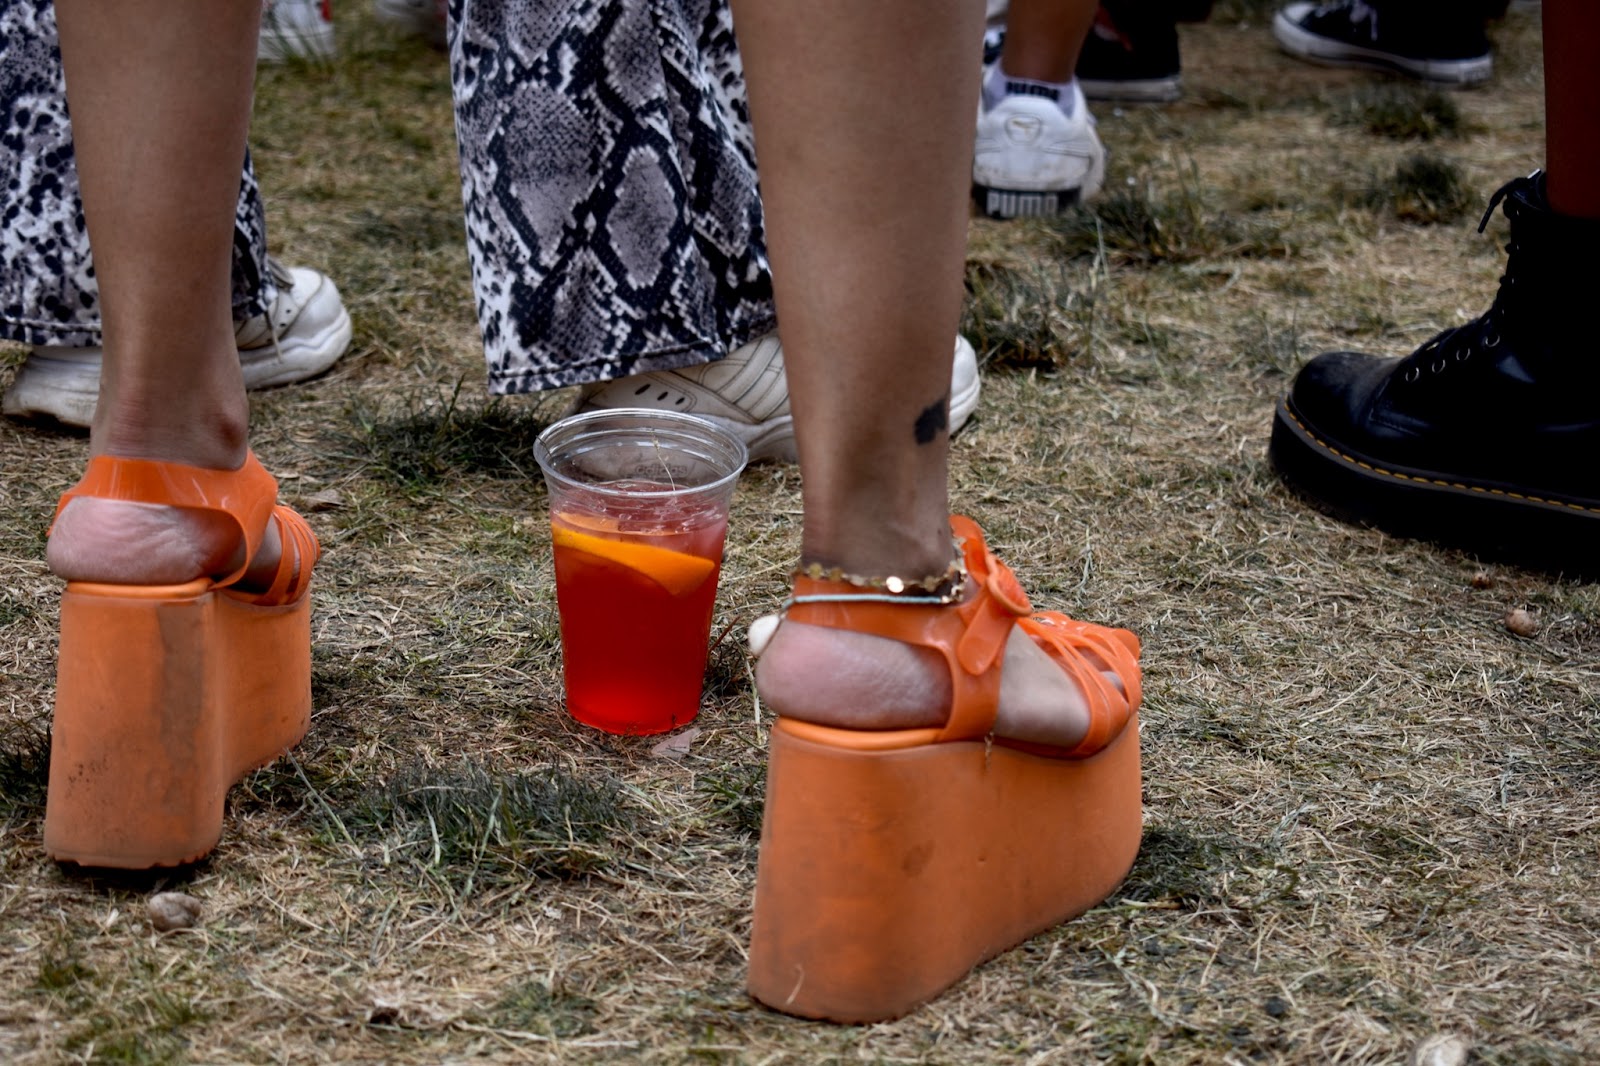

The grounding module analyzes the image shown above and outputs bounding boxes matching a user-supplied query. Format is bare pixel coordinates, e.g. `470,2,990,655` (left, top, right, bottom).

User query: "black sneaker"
1270,172,1600,574
1076,2,1183,103
1273,1,1492,86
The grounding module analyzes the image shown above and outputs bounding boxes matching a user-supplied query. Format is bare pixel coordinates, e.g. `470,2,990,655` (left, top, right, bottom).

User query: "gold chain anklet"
792,543,968,603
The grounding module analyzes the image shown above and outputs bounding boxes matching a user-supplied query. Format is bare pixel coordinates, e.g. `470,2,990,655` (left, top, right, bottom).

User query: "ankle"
91,386,249,470
983,64,1082,117
90,332,250,467
799,519,956,583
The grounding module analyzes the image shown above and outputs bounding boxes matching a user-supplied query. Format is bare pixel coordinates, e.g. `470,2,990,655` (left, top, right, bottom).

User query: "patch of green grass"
1118,825,1277,906
338,760,636,887
351,204,463,253
1332,84,1464,140
1364,153,1475,224
1116,314,1180,361
697,764,765,837
0,724,50,822
0,589,33,625
961,260,1093,368
309,655,388,705
1235,310,1305,377
1046,165,1296,264
351,382,552,488
1090,1011,1168,1066
62,989,208,1065
35,939,94,995
492,979,598,1038
232,742,347,818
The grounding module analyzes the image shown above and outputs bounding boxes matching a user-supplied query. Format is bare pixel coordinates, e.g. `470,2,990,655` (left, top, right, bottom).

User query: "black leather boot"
1270,171,1600,574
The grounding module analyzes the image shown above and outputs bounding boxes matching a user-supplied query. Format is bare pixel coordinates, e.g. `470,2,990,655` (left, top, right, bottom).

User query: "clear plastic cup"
534,409,747,735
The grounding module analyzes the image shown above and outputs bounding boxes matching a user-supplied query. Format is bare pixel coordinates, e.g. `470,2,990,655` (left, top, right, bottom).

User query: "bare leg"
1542,0,1600,220
999,0,1100,81
736,0,1109,748
47,1,282,585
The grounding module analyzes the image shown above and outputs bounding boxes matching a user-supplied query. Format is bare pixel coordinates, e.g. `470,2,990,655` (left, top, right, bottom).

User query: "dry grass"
3,8,1596,1064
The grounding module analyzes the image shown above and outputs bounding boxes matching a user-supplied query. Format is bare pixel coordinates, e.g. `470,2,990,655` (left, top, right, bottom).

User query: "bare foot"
755,608,1127,749
49,498,287,589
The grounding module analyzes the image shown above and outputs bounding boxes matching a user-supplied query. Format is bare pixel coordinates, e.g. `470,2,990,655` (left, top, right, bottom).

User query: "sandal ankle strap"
786,515,1032,742
53,451,279,589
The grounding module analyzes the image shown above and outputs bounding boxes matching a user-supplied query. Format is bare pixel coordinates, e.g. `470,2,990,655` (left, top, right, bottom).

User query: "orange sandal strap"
227,506,321,606
1016,614,1139,759
785,515,1140,756
53,452,279,589
786,514,1034,743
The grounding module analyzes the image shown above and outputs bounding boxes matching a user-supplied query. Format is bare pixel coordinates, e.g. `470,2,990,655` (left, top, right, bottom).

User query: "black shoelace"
1396,172,1542,386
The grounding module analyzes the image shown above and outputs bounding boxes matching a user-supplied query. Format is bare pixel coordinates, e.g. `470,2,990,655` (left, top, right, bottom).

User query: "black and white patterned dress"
0,0,275,349
449,0,775,394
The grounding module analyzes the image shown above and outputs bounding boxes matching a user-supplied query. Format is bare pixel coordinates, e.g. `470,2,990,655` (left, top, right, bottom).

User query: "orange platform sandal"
746,515,1143,1023
43,451,319,869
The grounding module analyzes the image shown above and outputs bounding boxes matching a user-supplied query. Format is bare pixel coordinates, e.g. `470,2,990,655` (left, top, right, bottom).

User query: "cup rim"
534,407,749,500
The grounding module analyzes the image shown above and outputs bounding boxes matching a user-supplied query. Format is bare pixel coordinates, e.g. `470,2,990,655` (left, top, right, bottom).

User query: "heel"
218,588,312,772
747,715,1143,1023
44,581,310,868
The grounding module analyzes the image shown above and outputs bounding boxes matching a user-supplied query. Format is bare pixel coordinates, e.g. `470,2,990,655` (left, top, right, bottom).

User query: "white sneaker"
2,263,353,428
574,335,981,464
260,0,336,62
973,80,1105,219
373,0,447,48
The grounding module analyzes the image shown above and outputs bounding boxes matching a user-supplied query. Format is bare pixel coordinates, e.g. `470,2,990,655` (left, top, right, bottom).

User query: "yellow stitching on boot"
1283,407,1600,516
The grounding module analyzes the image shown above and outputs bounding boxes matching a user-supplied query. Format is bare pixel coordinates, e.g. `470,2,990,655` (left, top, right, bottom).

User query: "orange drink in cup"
534,410,747,734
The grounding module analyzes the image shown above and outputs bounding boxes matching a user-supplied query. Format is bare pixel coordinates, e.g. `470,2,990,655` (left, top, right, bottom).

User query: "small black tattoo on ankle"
913,392,950,444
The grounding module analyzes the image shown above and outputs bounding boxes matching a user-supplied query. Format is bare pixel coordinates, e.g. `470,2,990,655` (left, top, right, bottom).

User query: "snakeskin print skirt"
450,0,775,393
0,0,274,348
0,0,773,393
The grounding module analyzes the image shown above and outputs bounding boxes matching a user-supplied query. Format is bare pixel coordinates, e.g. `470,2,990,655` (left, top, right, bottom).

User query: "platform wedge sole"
747,712,1142,1024
44,580,312,869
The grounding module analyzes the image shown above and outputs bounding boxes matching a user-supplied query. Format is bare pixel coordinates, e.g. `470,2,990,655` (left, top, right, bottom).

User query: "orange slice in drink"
551,525,715,595
555,511,623,535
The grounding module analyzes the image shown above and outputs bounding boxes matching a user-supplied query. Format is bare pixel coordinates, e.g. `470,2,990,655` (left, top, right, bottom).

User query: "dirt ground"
2,6,1595,1063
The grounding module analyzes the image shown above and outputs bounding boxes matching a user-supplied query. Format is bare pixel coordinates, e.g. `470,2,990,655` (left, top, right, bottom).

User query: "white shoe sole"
1,355,102,428
572,336,982,466
239,276,354,389
259,19,336,62
2,278,352,429
1273,9,1492,85
674,336,980,465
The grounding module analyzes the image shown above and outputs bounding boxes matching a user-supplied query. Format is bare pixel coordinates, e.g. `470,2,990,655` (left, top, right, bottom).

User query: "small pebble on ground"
1412,1032,1471,1066
1504,608,1538,637
148,892,203,933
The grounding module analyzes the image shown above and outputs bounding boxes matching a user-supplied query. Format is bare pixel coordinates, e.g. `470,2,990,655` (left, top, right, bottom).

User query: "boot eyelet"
1404,367,1421,383
1455,346,1472,362
1483,330,1501,348
1431,359,1447,374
